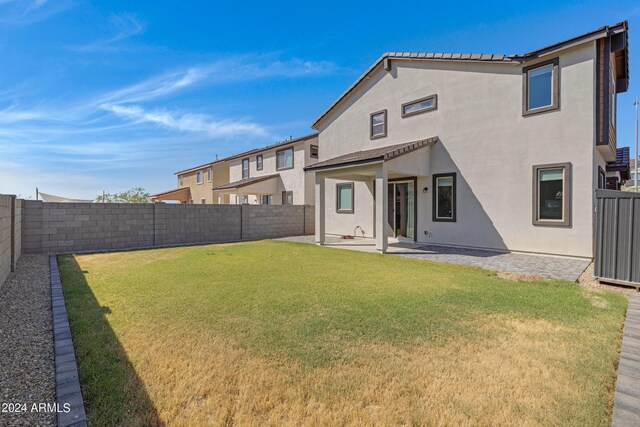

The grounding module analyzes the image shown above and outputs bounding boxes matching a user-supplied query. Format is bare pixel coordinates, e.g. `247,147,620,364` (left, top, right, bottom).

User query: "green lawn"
59,240,627,426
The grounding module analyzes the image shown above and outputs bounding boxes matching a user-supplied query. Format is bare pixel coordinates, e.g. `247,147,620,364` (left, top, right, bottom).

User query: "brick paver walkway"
612,295,640,426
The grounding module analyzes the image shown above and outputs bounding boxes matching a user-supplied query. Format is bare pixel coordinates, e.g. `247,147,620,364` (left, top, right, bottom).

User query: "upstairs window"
207,168,212,182
276,148,294,170
196,170,203,184
402,95,437,117
523,58,559,115
256,155,263,171
370,110,387,139
179,175,183,187
310,145,319,158
242,158,250,179
532,163,571,227
433,173,456,222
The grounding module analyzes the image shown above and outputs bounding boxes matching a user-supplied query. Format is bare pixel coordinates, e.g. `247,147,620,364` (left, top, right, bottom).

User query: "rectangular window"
179,175,183,187
241,195,248,204
433,173,456,222
370,110,387,139
402,95,437,117
196,170,203,184
336,183,354,213
310,145,319,158
533,163,571,226
282,191,293,205
207,168,212,182
242,158,250,179
598,166,606,189
523,58,559,115
276,148,294,170
256,155,263,170
260,195,272,205
201,198,206,204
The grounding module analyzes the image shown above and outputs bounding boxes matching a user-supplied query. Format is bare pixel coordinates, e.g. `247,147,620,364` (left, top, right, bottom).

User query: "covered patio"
150,187,190,203
213,174,280,204
305,138,437,253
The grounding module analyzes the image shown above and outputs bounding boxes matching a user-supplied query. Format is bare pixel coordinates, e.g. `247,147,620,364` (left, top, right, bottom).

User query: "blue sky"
0,0,638,199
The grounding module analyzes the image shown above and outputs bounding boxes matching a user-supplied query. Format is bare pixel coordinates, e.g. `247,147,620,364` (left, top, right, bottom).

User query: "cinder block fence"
0,197,314,289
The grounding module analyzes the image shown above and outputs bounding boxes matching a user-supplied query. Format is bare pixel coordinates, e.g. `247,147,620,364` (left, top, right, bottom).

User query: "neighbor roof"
223,133,318,162
311,21,628,129
174,158,225,175
150,187,190,199
607,147,631,179
213,174,279,191
304,137,438,172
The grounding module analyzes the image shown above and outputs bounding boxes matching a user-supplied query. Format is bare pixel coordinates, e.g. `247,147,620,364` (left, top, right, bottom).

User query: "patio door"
387,179,416,241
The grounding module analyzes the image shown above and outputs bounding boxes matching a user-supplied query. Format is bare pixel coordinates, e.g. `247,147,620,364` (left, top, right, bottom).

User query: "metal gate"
595,189,640,287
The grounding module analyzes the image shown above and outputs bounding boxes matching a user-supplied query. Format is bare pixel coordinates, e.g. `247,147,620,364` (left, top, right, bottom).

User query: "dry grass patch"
59,241,627,426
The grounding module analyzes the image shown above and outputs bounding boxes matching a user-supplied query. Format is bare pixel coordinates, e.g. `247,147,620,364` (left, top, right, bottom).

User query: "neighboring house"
152,159,230,204
624,158,639,190
306,22,629,258
213,133,319,205
604,147,630,190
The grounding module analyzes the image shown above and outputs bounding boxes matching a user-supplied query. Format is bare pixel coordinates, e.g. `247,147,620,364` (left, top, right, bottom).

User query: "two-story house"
151,159,230,204
213,133,319,205
306,21,629,258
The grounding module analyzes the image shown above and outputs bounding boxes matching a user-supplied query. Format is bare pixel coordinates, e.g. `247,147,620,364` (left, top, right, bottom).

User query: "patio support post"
315,174,326,245
375,164,388,253
236,190,244,205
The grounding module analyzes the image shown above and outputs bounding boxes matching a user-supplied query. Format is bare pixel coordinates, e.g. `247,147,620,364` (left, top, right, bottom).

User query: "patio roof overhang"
151,187,190,202
213,174,280,195
304,137,438,174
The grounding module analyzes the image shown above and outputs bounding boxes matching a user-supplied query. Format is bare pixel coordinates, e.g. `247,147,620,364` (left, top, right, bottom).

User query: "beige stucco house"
213,133,319,205
152,159,230,204
306,21,629,258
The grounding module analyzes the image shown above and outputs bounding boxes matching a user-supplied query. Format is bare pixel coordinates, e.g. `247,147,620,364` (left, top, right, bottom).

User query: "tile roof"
223,133,318,162
304,137,438,172
213,174,279,191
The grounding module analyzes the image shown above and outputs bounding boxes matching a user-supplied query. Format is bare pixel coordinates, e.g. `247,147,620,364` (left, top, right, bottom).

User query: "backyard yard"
58,240,627,426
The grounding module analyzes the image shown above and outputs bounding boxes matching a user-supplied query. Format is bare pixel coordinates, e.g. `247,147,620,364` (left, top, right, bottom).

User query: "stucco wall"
227,137,318,205
177,162,229,204
316,43,599,257
21,201,313,254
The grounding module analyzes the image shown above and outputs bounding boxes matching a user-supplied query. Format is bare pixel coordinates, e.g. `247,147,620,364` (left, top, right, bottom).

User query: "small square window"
310,145,319,158
256,155,263,170
276,148,294,170
336,183,354,213
523,58,559,116
370,110,387,139
282,191,293,205
532,163,571,226
196,170,204,184
433,173,456,222
242,158,250,179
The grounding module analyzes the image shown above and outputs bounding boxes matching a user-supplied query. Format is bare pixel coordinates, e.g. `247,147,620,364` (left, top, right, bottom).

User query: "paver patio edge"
49,255,88,427
612,294,640,427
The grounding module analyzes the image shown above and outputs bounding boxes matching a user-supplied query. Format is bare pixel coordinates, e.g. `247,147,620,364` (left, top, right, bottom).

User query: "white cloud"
0,0,72,25
70,12,146,53
103,104,267,138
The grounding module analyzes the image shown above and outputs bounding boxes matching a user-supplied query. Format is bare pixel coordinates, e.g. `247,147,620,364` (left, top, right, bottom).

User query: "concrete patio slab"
276,235,591,282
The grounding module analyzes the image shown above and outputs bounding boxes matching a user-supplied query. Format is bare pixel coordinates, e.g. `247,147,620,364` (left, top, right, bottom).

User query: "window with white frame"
276,148,294,170
336,183,354,213
370,110,387,139
179,175,183,187
402,95,437,117
196,170,203,184
256,155,263,170
207,168,212,182
242,158,250,179
433,173,456,222
533,163,571,226
523,58,559,115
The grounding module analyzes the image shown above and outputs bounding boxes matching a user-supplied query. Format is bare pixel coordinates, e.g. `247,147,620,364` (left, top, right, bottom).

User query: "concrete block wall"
21,201,314,254
0,195,22,288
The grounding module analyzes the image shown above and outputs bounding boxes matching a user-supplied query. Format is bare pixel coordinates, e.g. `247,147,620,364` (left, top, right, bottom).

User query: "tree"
96,187,151,203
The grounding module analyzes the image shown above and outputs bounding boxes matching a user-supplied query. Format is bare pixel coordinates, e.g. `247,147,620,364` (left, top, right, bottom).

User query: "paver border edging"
50,255,88,427
611,294,640,426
